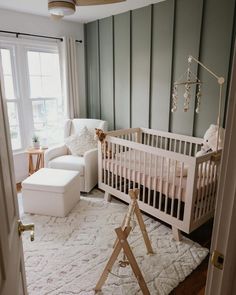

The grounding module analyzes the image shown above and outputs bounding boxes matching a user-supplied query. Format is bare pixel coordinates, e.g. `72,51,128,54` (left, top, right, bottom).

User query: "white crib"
98,128,221,240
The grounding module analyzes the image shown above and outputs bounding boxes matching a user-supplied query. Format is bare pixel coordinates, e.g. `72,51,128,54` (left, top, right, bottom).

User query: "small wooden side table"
26,148,47,175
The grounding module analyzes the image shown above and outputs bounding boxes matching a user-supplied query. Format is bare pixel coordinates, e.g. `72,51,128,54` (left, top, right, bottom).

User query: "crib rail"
140,128,203,156
106,127,203,156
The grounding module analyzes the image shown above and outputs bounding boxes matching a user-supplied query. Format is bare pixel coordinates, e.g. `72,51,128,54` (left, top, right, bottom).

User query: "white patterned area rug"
21,189,208,295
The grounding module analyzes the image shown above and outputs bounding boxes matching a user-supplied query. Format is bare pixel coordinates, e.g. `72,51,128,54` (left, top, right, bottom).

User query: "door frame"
206,42,236,294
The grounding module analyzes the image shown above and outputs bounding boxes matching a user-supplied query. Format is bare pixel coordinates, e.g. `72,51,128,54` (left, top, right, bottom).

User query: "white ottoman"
22,168,80,217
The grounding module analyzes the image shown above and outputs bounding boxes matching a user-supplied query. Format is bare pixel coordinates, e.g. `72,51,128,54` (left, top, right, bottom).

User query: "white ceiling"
0,0,164,23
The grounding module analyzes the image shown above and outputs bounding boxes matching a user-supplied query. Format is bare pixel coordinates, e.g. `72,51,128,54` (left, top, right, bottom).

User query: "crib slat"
194,163,202,221
177,162,184,220
124,146,127,193
198,163,205,219
128,147,131,190
153,155,158,209
107,141,111,187
203,161,211,215
147,133,150,146
143,152,147,202
189,142,193,156
179,141,182,154
151,134,154,147
134,149,136,189
119,144,122,192
194,144,198,156
103,142,106,184
210,164,217,211
174,139,177,153
165,158,170,213
206,163,213,213
148,153,152,206
199,162,207,217
196,163,203,219
138,150,141,192
165,137,168,150
111,143,114,188
171,159,176,216
159,157,164,210
115,144,118,190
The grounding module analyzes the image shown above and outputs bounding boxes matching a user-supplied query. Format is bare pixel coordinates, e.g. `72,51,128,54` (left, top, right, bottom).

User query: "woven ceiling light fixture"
48,0,76,17
48,0,126,18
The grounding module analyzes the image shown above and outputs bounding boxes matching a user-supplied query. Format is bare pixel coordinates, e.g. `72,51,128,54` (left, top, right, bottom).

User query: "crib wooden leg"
104,192,112,202
172,227,182,241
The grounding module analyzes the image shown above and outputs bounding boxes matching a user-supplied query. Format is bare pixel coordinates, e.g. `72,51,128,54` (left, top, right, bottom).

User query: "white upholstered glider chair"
44,119,108,193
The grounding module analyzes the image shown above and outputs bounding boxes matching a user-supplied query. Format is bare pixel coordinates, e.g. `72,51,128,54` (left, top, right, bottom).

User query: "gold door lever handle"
18,220,35,241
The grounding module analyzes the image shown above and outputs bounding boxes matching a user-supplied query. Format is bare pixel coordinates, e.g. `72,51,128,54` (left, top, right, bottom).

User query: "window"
0,40,65,151
27,50,64,146
0,48,22,150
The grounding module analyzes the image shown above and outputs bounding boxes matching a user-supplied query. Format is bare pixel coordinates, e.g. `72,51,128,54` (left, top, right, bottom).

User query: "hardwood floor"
170,219,213,295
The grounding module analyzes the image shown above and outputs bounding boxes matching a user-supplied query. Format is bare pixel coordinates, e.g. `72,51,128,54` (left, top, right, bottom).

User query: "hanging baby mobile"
171,56,202,113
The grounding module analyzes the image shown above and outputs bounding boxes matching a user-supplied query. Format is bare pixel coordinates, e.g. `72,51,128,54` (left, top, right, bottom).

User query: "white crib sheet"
103,150,215,202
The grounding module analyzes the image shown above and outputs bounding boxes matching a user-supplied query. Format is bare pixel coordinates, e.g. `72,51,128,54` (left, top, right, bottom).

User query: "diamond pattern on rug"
21,189,208,295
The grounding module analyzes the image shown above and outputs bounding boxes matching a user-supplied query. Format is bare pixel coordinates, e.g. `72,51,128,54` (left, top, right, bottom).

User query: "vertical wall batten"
192,0,205,135
86,21,100,119
170,0,203,136
97,21,101,119
148,5,154,129
151,0,175,131
129,10,132,129
168,0,177,133
112,15,115,129
131,5,152,128
99,17,114,129
114,12,130,129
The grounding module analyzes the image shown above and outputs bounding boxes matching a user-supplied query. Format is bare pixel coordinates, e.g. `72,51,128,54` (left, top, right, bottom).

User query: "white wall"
0,8,86,183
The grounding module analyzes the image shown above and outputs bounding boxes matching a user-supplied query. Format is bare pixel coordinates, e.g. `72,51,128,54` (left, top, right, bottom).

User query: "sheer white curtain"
61,36,80,119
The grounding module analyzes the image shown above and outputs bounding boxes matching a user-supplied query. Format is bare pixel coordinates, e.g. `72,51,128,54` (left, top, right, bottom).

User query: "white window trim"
0,36,65,153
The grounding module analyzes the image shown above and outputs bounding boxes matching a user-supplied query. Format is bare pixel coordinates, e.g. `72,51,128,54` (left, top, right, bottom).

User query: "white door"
0,60,28,294
206,43,236,294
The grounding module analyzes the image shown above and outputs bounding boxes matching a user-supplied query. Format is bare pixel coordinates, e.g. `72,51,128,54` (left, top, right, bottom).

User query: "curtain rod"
0,30,83,43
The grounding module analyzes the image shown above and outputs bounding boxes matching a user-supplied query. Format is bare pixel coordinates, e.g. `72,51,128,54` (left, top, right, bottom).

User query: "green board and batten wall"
85,0,235,137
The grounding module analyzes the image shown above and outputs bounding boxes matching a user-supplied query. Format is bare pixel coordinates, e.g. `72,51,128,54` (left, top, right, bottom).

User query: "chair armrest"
44,144,68,167
84,148,98,167
83,148,98,192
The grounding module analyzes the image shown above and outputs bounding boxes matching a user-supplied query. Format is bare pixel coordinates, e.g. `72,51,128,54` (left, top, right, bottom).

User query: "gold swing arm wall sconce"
171,55,225,152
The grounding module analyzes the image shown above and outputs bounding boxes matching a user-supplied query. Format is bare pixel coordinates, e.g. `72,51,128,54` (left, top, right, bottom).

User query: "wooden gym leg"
115,227,150,295
129,189,154,254
95,227,131,293
134,205,154,254
172,226,182,241
113,198,136,248
104,191,112,202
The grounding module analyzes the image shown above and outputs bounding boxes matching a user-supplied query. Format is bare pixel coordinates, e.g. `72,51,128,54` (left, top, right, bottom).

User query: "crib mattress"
103,150,215,202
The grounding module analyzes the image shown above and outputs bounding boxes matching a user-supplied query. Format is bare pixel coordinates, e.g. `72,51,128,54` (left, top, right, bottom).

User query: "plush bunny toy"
196,124,225,157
